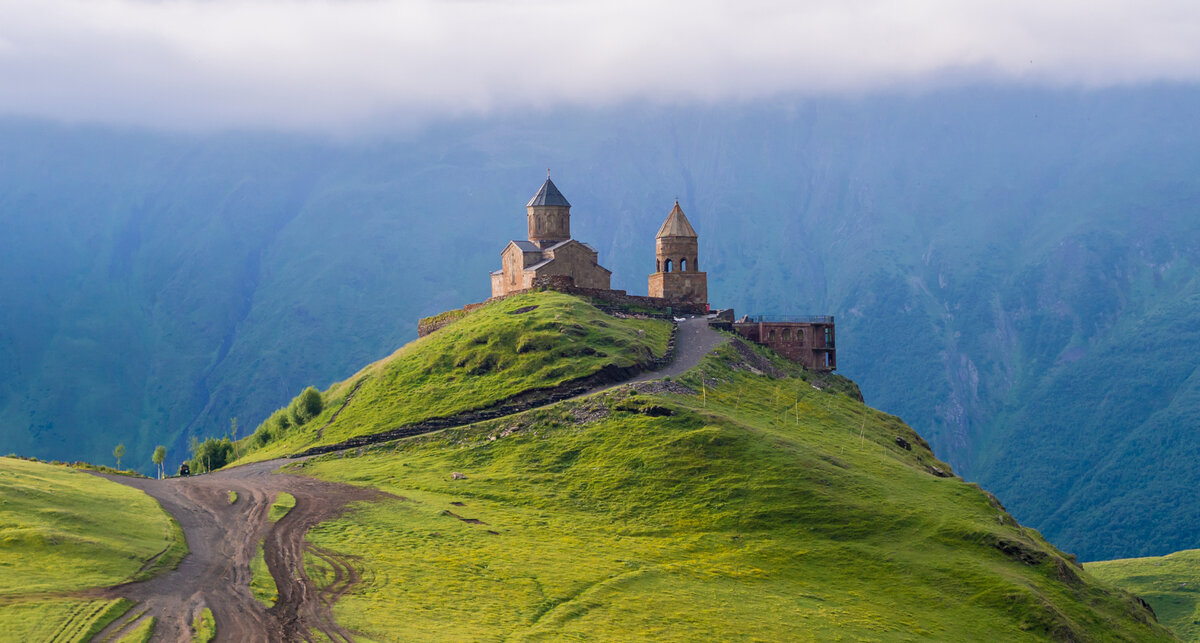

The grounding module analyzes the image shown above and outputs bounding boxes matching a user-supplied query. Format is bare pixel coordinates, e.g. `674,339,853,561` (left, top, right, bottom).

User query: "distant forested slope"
2,86,1199,560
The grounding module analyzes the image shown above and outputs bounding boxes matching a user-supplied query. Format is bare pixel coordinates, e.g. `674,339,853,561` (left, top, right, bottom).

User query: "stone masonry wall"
419,276,707,337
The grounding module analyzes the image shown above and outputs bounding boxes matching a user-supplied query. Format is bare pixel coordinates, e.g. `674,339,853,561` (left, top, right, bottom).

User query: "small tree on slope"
152,445,166,479
113,443,126,471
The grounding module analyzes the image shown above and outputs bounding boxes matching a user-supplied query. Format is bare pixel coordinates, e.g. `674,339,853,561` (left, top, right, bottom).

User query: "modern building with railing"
731,314,836,371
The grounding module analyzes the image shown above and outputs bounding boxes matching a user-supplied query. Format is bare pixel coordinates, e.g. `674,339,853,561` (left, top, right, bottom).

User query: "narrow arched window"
681,258,688,272
664,259,672,273
656,260,661,272
692,257,698,271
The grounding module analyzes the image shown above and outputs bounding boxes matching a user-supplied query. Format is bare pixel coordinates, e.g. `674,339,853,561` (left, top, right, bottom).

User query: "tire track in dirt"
91,460,385,642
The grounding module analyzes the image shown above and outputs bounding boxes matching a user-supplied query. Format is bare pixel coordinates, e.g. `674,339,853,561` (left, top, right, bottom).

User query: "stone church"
476,176,835,370
490,176,708,309
490,177,612,298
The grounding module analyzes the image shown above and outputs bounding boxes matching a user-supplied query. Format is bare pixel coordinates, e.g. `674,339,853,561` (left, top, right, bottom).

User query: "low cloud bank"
2,0,1199,130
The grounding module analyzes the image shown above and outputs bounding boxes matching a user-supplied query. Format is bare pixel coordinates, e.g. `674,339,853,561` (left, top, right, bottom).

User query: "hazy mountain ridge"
3,86,1200,559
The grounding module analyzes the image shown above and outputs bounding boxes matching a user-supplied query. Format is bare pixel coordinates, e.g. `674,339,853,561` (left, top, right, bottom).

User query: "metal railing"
741,314,835,324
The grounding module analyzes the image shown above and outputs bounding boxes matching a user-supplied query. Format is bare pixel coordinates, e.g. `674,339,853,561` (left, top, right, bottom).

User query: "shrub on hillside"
288,386,324,426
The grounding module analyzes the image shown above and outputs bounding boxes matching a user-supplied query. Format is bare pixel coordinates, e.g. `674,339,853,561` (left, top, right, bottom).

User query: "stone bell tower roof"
527,178,571,208
655,201,697,238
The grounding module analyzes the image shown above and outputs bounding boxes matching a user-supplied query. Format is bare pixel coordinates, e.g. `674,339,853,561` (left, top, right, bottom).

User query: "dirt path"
296,315,727,457
626,315,725,382
91,460,384,642
88,316,725,641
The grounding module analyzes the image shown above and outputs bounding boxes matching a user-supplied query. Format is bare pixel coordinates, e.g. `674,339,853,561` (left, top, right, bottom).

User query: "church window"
692,257,698,270
681,258,688,271
657,260,661,272
664,259,672,273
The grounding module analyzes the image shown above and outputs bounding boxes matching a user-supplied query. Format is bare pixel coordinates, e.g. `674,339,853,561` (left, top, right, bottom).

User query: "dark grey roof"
508,240,541,253
526,178,571,207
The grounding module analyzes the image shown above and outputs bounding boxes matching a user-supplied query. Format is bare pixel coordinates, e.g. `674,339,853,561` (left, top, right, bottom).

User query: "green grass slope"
292,338,1170,641
234,292,670,463
1087,549,1200,641
0,457,186,641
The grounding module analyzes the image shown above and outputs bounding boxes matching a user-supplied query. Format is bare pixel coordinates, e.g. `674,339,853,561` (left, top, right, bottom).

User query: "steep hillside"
1087,550,1200,642
231,292,671,463
5,86,1200,559
0,457,186,641
285,334,1171,641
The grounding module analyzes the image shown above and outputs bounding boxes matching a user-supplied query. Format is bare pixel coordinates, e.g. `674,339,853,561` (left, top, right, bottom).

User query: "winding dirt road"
89,316,725,641
93,460,384,642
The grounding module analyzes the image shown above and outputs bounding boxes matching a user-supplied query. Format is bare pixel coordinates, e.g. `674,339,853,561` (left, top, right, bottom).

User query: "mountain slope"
5,86,1200,559
290,333,1170,641
1086,549,1200,642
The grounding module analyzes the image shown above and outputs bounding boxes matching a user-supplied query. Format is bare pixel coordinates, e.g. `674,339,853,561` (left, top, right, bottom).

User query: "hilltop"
225,291,672,466
0,291,1182,640
211,292,1174,639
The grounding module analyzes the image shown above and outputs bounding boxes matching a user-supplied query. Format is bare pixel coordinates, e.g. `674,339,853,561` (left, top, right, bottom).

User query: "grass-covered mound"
294,342,1171,641
1087,549,1200,641
233,292,671,464
0,457,186,641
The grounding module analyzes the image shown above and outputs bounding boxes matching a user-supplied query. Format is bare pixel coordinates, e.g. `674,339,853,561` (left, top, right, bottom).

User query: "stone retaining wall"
418,277,706,337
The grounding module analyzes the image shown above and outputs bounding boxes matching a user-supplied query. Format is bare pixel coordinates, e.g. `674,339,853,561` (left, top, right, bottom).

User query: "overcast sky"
2,0,1200,131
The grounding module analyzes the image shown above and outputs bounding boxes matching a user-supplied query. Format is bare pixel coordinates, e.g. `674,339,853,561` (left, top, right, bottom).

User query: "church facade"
490,178,612,298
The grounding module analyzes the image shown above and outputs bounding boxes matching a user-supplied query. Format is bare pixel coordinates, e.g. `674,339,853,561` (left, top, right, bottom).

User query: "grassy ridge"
296,336,1170,641
0,458,183,641
234,292,670,463
0,458,183,595
1087,549,1200,641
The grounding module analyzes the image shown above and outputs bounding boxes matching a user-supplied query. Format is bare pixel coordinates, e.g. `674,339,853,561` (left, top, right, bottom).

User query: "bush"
252,422,274,448
288,386,324,426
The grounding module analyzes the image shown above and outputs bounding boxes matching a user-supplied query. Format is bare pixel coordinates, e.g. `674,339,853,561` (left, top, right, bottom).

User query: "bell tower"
526,174,571,248
648,202,708,306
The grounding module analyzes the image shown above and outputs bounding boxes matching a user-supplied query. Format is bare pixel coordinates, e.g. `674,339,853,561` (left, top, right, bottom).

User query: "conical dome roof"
655,202,697,238
527,178,571,207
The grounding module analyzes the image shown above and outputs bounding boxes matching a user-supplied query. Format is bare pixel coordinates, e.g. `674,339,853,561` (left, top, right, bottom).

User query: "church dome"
527,178,571,207
656,202,698,238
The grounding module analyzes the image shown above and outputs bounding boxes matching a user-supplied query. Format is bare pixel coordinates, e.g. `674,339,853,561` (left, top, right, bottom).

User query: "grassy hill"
1087,550,1200,642
8,92,1200,560
0,457,186,641
241,293,1173,641
229,291,670,464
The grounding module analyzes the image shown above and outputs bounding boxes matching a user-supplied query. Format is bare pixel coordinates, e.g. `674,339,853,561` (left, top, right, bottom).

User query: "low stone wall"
417,302,491,337
528,276,708,315
418,277,706,337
